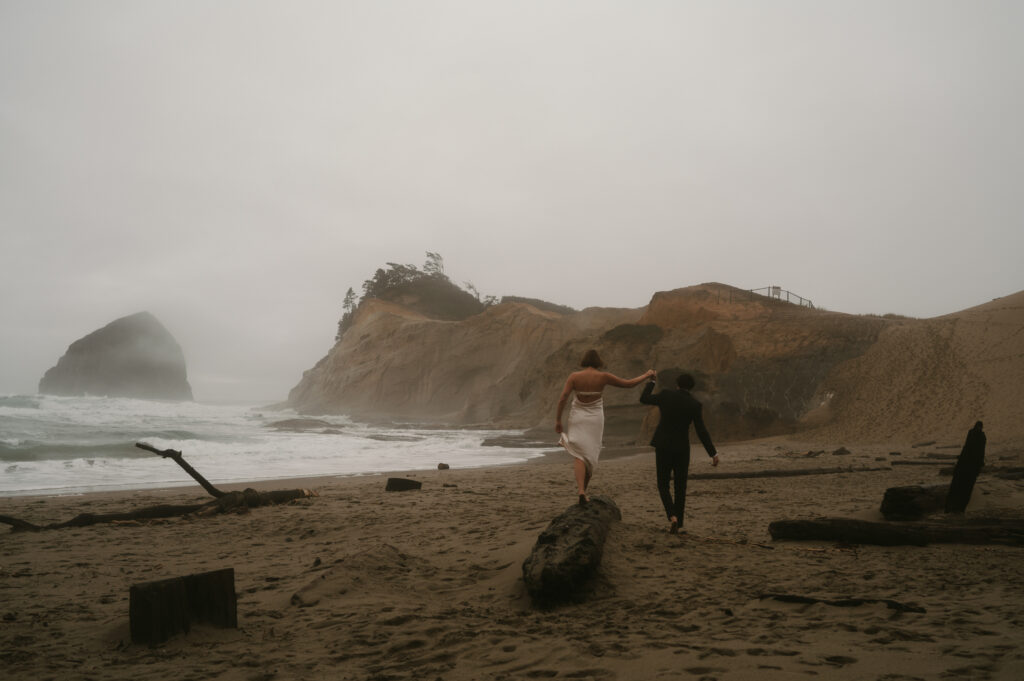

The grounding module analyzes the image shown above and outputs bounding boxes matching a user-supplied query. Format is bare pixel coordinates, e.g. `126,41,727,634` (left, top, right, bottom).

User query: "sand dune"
813,290,1024,446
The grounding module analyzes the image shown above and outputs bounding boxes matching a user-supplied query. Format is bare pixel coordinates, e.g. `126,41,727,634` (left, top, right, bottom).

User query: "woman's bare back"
570,368,611,403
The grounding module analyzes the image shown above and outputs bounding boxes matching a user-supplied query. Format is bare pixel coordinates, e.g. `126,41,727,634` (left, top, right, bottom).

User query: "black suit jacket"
640,381,716,457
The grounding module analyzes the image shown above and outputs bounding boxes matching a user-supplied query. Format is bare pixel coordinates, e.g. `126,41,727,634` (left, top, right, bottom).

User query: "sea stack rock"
39,312,193,400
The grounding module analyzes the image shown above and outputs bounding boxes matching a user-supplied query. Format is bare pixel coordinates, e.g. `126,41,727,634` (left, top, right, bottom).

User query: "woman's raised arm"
603,369,655,389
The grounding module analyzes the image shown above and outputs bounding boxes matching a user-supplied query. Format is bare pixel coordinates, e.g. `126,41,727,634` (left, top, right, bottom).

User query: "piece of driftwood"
993,467,1024,480
890,460,951,467
385,477,422,492
769,517,1024,547
690,465,887,481
0,443,317,532
938,465,1024,479
880,484,947,520
945,422,986,513
759,593,925,613
135,442,226,498
522,495,621,607
130,568,237,645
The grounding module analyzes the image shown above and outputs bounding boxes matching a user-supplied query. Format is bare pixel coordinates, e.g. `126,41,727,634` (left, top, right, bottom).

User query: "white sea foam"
0,395,549,496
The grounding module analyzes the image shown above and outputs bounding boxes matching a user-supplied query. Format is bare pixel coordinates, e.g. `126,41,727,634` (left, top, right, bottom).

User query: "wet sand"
2,437,1023,680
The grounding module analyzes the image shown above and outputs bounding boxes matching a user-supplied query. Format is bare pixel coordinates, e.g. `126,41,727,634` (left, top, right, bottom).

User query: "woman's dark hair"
676,373,695,390
580,349,605,369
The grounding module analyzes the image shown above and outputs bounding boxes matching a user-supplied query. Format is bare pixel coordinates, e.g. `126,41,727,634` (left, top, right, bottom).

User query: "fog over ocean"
0,395,547,497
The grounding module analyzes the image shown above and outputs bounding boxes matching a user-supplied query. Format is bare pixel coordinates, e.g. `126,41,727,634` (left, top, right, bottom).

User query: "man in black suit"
640,372,719,534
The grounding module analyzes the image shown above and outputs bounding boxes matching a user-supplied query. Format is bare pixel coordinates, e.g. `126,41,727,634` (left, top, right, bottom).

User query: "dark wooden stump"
946,422,986,513
522,495,621,607
129,568,237,645
385,477,422,492
880,484,947,520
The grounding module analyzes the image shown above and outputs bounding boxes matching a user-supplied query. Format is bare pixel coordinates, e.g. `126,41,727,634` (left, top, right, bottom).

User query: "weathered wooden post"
129,568,237,645
945,421,986,514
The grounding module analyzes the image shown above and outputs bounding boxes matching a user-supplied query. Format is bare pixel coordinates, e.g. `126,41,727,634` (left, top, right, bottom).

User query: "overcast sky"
2,1,1022,402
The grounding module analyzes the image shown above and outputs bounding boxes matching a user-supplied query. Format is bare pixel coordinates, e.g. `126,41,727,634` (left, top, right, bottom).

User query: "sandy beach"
2,437,1023,681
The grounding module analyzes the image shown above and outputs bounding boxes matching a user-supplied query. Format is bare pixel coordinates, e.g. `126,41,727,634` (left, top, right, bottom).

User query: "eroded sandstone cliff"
289,282,1024,444
289,283,882,438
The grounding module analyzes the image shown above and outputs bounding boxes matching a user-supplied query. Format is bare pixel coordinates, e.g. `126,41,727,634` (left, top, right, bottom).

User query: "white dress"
559,391,604,474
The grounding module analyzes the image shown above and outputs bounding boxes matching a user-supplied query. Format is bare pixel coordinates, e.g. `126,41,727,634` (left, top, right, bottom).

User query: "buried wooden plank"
690,465,887,481
769,517,1024,547
759,593,926,613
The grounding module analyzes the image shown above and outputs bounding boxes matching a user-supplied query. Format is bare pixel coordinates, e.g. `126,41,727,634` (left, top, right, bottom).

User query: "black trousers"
655,446,690,522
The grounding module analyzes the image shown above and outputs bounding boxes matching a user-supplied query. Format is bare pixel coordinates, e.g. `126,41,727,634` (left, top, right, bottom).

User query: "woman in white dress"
555,349,655,504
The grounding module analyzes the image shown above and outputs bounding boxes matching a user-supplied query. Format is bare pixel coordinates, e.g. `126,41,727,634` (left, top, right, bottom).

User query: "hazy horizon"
3,2,1022,401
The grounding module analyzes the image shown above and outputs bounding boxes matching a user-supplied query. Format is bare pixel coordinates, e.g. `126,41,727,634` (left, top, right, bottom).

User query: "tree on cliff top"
336,253,486,341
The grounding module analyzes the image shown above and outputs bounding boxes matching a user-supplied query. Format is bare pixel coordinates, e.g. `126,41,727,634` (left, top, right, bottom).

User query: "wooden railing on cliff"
749,286,815,309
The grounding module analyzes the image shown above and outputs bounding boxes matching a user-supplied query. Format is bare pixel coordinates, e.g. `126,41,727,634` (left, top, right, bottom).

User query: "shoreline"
0,443,652,502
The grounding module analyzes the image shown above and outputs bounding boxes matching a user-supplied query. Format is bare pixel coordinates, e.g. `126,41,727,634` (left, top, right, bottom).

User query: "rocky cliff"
39,312,193,401
288,282,1024,444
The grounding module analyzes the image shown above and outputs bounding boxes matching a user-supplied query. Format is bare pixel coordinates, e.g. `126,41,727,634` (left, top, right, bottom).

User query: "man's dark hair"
676,373,695,390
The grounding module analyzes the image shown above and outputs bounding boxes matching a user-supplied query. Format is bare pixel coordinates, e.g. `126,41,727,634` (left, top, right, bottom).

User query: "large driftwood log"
130,568,237,645
522,495,621,607
1,489,316,532
769,517,1024,547
691,465,887,481
880,484,948,520
938,465,1024,479
0,443,317,532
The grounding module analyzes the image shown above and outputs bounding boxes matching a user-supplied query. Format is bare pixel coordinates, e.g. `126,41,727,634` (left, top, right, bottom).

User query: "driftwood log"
130,568,237,645
0,442,317,532
880,484,948,520
522,495,621,607
691,465,887,481
890,460,952,467
938,465,1024,479
769,517,1024,547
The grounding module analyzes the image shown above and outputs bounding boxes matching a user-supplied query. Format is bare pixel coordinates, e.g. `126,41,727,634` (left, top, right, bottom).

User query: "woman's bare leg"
573,458,588,501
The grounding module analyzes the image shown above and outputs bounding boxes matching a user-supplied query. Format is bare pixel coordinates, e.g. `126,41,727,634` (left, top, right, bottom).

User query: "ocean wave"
0,395,41,409
0,441,149,462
